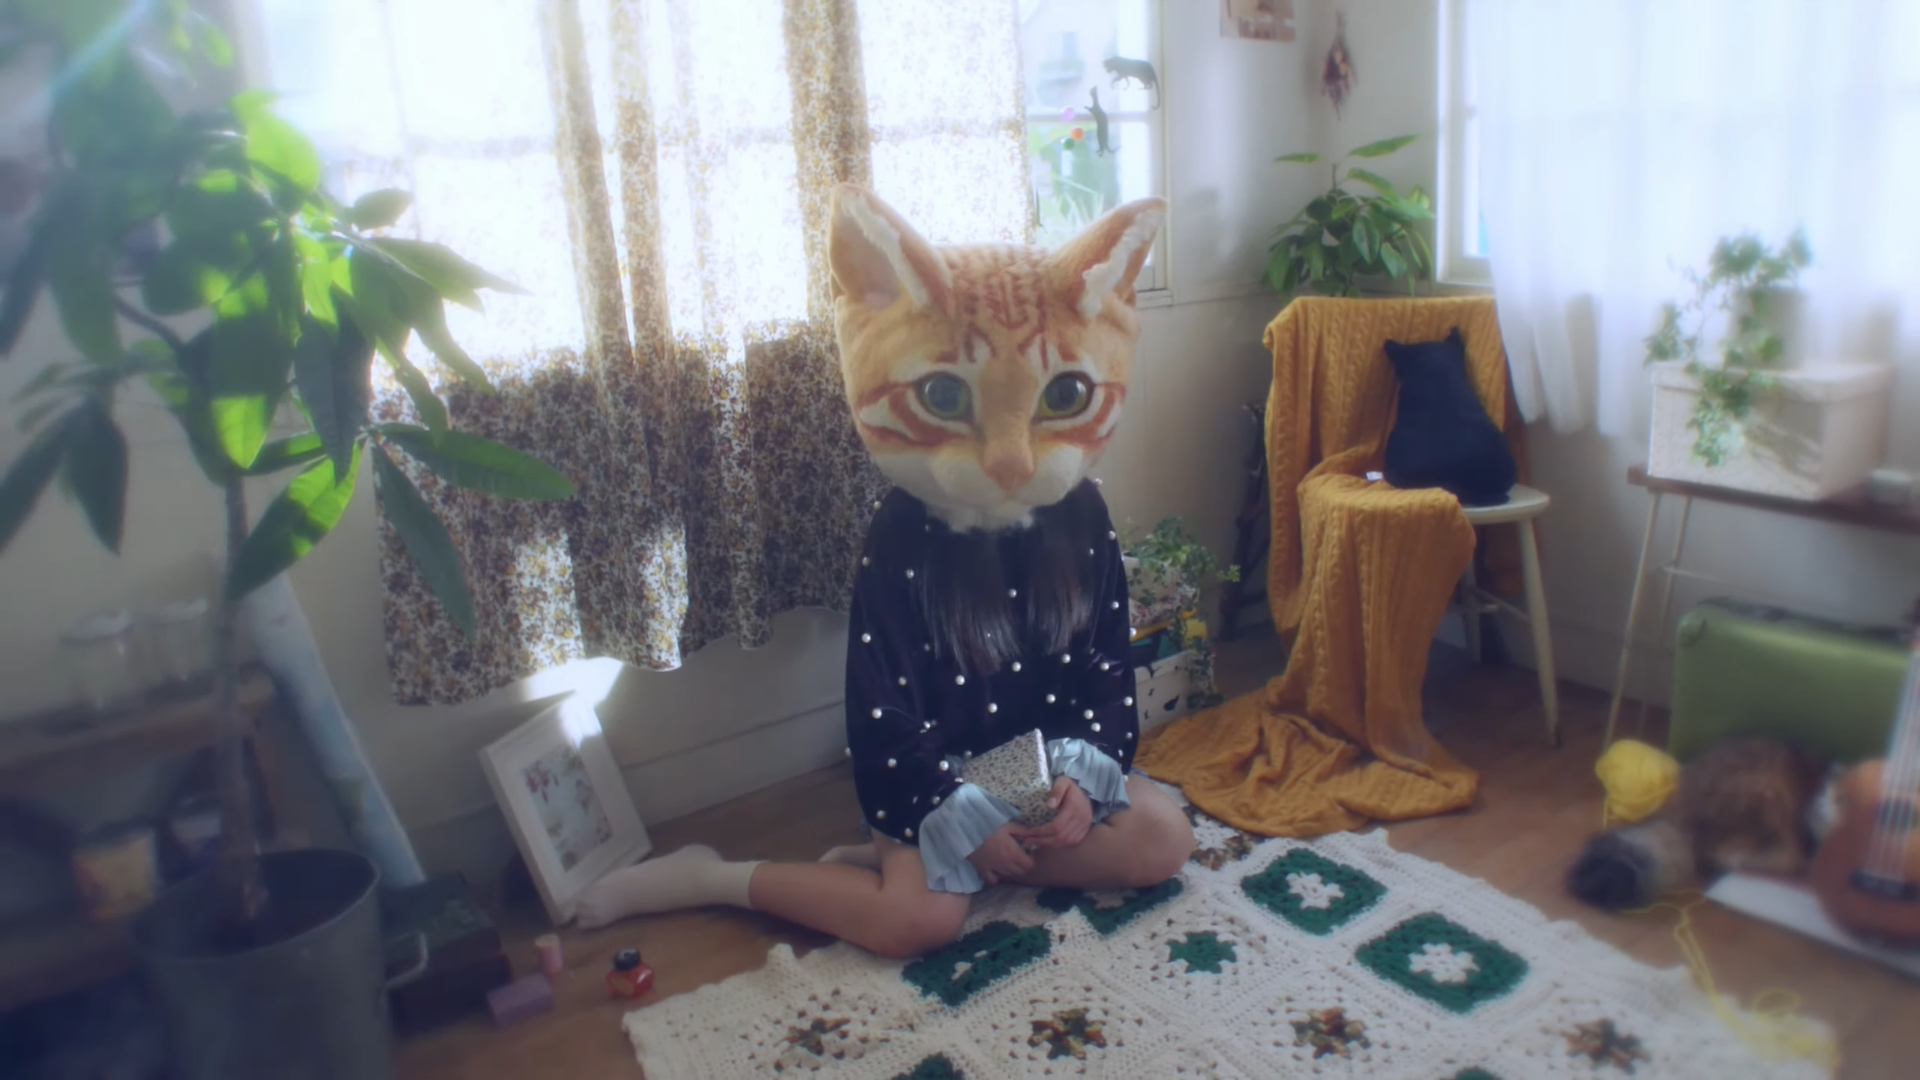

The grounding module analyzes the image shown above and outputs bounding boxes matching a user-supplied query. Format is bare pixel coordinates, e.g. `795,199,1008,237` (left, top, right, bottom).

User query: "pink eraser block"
487,973,554,1027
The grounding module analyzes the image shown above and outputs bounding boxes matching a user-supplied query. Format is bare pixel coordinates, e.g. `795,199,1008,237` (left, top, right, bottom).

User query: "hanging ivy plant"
1644,230,1812,466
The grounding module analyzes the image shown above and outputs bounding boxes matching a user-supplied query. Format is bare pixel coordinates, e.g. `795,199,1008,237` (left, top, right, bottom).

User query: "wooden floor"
396,629,1920,1080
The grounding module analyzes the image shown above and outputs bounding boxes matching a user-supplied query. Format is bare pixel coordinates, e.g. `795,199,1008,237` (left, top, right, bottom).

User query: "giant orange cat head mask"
828,184,1166,531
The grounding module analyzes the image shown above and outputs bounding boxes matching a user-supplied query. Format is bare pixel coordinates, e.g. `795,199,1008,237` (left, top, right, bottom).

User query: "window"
1437,0,1488,284
1018,0,1167,292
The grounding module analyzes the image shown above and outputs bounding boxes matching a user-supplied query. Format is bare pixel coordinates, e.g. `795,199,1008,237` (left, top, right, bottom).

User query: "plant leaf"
1345,167,1399,198
384,426,574,501
1275,152,1321,163
387,270,491,391
247,432,327,476
371,445,476,636
148,371,236,483
386,351,448,433
192,316,294,469
370,237,528,308
347,189,413,230
294,232,338,328
226,446,361,600
293,316,374,478
1347,134,1418,159
0,210,52,355
0,413,72,551
1380,243,1407,280
233,91,321,195
61,398,127,552
47,231,120,365
141,234,247,315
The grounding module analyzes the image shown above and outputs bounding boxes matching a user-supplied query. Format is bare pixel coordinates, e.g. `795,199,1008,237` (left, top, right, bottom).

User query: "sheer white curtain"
1469,0,1920,437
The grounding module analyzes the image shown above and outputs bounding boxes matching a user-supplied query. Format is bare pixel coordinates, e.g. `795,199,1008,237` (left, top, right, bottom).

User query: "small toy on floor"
606,948,655,999
534,933,564,975
486,973,554,1028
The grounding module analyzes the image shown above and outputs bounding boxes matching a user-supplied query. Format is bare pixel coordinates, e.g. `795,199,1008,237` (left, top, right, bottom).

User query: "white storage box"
1648,361,1895,500
1133,649,1196,733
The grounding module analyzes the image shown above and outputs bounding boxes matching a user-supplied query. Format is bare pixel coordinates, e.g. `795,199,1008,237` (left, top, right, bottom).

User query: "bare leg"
748,839,969,959
1012,774,1194,890
818,842,882,870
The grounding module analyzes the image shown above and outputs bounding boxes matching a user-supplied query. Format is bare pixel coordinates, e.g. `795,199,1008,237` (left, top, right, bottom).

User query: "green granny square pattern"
1356,913,1529,1014
1240,848,1386,935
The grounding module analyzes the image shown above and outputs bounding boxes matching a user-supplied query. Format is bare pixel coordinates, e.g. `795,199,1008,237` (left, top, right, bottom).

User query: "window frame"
1019,0,1170,296
1436,0,1489,287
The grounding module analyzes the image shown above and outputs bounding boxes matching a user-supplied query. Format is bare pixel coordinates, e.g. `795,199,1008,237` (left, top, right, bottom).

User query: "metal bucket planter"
130,847,426,1080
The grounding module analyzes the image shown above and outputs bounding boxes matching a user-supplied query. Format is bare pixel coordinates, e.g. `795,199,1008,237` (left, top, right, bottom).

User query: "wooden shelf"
0,667,281,1013
0,908,133,1014
1627,465,1920,538
0,668,276,795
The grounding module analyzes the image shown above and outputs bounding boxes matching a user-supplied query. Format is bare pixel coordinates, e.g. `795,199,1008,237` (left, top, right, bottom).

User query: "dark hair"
913,481,1105,674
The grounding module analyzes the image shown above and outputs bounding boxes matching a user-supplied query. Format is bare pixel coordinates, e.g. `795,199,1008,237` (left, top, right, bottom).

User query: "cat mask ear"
828,184,954,315
1045,197,1167,321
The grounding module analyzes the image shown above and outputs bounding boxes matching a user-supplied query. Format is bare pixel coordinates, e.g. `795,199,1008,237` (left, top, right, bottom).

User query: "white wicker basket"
1647,361,1894,500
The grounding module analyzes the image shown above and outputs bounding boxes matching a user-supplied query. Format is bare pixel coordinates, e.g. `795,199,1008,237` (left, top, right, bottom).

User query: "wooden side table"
0,667,284,1013
1605,465,1920,747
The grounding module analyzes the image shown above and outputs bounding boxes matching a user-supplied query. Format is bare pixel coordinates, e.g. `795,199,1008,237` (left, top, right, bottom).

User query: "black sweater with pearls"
845,483,1139,846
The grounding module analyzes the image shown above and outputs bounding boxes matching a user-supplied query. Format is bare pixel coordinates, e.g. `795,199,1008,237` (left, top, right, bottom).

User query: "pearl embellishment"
1099,661,1111,672
988,703,998,713
1045,694,1056,704
1008,588,1018,598
1061,653,1072,664
905,568,915,579
1110,600,1120,610
938,760,951,772
887,758,897,767
860,633,871,643
876,810,886,820
871,708,882,719
904,828,913,838
1083,709,1095,720
897,676,908,686
955,674,965,685
1123,696,1134,706
932,796,941,805
1011,661,1022,672
1091,722,1102,733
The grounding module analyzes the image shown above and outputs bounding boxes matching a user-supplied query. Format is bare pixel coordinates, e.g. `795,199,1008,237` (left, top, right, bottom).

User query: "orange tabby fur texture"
1568,736,1830,911
828,184,1166,531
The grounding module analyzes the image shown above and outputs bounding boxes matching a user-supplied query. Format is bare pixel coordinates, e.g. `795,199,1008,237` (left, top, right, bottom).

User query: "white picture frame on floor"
480,695,651,926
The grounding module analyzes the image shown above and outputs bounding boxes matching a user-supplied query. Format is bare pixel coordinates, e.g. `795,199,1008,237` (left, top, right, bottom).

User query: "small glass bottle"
144,598,212,691
60,610,137,716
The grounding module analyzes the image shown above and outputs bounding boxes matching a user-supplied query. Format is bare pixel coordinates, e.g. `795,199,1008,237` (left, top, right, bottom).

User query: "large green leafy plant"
1643,230,1812,466
0,2,572,923
1265,134,1434,298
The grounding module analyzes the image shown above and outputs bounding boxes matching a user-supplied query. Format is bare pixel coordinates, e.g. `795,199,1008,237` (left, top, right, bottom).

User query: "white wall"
0,3,1321,884
1326,0,1920,704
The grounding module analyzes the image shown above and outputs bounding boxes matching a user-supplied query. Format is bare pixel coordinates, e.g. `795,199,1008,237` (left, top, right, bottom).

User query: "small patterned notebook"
963,729,1055,827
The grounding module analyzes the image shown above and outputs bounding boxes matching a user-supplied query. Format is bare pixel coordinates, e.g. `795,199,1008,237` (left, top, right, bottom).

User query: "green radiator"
1666,598,1908,763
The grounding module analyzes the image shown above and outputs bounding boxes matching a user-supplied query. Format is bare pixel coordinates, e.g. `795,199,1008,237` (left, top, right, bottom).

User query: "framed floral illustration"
480,695,652,925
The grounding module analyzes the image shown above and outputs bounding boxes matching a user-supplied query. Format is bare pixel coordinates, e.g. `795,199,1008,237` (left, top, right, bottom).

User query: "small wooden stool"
1454,484,1559,745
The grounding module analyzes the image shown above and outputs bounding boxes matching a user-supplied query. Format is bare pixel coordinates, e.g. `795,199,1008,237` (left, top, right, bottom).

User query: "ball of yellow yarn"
1595,739,1680,825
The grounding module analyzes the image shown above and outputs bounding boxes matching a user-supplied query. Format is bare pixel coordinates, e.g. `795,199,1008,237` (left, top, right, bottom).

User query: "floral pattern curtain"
252,0,1029,704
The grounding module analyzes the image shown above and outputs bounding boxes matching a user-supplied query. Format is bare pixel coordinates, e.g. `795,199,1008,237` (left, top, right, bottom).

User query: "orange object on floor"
1139,296,1529,836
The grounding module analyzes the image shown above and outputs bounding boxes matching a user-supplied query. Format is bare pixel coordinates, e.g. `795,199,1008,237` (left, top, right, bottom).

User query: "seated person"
573,185,1193,958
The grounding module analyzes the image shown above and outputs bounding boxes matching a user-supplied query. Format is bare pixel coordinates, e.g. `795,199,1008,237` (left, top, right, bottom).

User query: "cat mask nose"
983,439,1036,494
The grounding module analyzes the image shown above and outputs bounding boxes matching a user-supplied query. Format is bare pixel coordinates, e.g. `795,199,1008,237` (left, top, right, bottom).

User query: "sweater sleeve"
1038,505,1140,779
845,526,960,846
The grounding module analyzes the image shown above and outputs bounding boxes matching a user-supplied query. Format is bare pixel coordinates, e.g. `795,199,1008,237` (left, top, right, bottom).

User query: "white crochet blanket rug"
623,789,1832,1080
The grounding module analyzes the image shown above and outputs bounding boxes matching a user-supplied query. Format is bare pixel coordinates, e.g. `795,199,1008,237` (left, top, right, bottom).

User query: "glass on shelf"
60,610,137,716
143,598,213,692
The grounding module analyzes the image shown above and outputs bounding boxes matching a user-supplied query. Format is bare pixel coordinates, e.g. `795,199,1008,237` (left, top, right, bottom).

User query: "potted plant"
1265,134,1434,299
1642,230,1892,499
1122,518,1239,720
0,7,571,1076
